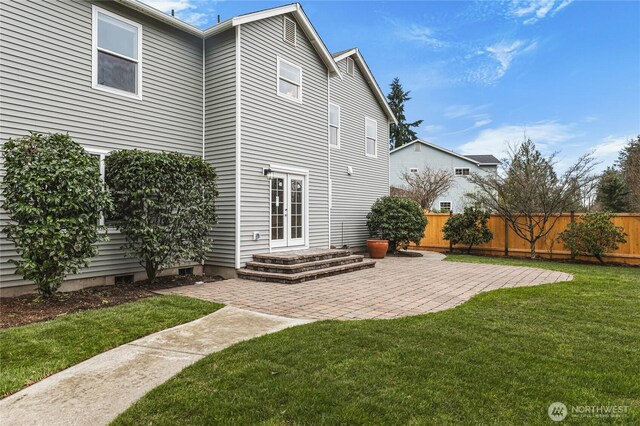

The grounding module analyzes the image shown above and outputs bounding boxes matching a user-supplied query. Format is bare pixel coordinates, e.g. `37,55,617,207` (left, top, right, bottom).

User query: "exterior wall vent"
346,57,354,76
114,274,134,285
283,16,296,46
178,267,194,276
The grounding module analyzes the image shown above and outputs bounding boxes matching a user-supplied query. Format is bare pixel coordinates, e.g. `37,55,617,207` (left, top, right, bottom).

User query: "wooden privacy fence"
412,212,640,265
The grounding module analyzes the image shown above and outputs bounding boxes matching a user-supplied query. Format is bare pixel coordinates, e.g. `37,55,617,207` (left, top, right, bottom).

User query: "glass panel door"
271,175,286,248
288,175,304,246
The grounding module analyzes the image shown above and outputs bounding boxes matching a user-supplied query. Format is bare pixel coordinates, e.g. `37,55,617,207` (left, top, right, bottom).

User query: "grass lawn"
114,256,639,425
0,295,222,397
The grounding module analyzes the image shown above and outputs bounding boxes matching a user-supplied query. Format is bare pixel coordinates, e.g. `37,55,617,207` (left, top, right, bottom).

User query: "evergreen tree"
596,167,630,212
617,135,640,210
387,77,423,149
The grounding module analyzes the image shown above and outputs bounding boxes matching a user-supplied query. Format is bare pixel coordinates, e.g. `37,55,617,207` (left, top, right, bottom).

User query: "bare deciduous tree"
466,139,597,259
617,135,640,211
393,166,455,210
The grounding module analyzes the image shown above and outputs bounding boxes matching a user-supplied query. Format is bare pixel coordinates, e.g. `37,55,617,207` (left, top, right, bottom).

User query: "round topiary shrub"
366,196,427,253
1,132,111,297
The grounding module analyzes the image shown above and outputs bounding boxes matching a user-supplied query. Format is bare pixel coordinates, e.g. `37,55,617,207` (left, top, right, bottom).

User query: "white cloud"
484,39,538,80
510,0,574,25
458,121,576,155
474,119,492,128
402,25,448,49
443,104,490,119
140,0,215,27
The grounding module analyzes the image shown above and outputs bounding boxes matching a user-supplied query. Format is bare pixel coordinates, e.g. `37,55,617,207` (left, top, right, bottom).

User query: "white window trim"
276,56,303,103
86,148,111,227
454,167,470,176
364,116,378,158
329,102,340,149
92,5,143,100
283,16,297,46
439,201,452,212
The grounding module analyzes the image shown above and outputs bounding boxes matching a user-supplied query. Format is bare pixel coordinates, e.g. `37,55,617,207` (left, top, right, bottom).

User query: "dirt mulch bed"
0,274,222,329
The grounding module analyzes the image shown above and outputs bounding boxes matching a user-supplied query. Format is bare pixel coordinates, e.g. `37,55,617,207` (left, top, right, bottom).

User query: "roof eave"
115,0,204,36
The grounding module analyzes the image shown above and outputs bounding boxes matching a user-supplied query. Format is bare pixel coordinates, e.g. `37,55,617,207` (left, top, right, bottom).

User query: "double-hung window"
277,57,302,102
329,103,340,148
93,6,142,98
365,117,377,157
455,168,470,176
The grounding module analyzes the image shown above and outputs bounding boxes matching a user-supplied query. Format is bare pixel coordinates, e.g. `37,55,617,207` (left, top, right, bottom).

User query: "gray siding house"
0,1,396,294
389,139,500,213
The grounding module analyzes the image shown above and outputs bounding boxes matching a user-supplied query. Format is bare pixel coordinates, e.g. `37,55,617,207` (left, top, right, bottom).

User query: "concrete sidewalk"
0,307,312,426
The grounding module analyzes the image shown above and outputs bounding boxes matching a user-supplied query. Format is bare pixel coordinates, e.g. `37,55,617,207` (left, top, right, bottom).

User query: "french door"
271,173,306,248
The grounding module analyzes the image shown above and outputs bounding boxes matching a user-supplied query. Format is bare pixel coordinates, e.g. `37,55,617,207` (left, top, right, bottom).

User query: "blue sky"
143,0,640,172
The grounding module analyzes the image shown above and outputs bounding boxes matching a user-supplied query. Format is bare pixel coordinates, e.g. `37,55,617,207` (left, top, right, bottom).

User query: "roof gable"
332,48,397,124
390,139,498,166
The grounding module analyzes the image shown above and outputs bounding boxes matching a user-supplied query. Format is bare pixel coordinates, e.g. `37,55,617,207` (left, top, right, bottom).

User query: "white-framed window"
277,57,302,103
455,167,470,176
410,167,419,173
439,201,452,213
365,117,377,157
346,57,354,76
283,16,296,45
87,149,110,227
92,6,142,99
329,103,340,148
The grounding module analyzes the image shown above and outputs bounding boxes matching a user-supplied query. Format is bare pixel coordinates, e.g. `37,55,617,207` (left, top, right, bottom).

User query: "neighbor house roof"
116,1,341,77
390,139,500,166
464,155,501,165
332,48,398,124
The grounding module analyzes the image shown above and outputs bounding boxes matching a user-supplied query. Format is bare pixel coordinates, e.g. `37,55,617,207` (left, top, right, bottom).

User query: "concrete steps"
237,249,376,284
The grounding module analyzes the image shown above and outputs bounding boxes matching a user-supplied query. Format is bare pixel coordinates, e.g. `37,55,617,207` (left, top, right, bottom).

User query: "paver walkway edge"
0,306,313,426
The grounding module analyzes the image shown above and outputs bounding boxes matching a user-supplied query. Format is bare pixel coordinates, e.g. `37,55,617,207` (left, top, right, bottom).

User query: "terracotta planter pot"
367,239,389,259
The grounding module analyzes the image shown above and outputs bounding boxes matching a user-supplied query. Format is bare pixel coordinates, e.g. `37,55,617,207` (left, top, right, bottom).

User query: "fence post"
449,210,453,253
570,210,575,260
504,216,509,257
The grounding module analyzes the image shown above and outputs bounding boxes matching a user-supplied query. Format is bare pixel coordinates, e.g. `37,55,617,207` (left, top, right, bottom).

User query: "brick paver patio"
159,252,573,320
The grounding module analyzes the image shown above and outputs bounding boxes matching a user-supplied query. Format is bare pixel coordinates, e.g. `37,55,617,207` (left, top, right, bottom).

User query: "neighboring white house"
389,139,500,212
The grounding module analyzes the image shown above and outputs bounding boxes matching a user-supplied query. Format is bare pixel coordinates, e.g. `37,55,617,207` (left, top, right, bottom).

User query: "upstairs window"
455,168,470,176
439,201,452,213
365,117,377,157
346,57,354,76
93,6,142,98
329,103,340,148
410,167,419,173
277,57,302,102
283,17,297,45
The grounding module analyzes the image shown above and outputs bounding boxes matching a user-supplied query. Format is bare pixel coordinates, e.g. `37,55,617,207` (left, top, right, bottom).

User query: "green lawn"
114,256,639,425
0,295,222,397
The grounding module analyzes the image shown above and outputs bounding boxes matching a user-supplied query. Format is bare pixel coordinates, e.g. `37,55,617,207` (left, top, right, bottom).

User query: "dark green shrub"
1,133,111,297
105,150,218,280
366,196,427,253
557,212,627,263
442,207,493,254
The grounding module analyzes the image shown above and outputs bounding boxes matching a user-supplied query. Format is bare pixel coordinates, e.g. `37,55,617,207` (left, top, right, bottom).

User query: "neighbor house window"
365,117,377,157
92,6,142,98
410,167,419,173
277,57,302,102
329,103,340,147
455,168,470,176
440,201,452,213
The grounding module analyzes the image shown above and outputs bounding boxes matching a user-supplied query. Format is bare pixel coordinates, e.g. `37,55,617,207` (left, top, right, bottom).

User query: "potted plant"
366,196,428,258
366,238,389,259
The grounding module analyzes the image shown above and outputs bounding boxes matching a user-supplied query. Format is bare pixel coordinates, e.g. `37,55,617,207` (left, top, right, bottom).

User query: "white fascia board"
115,0,203,36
